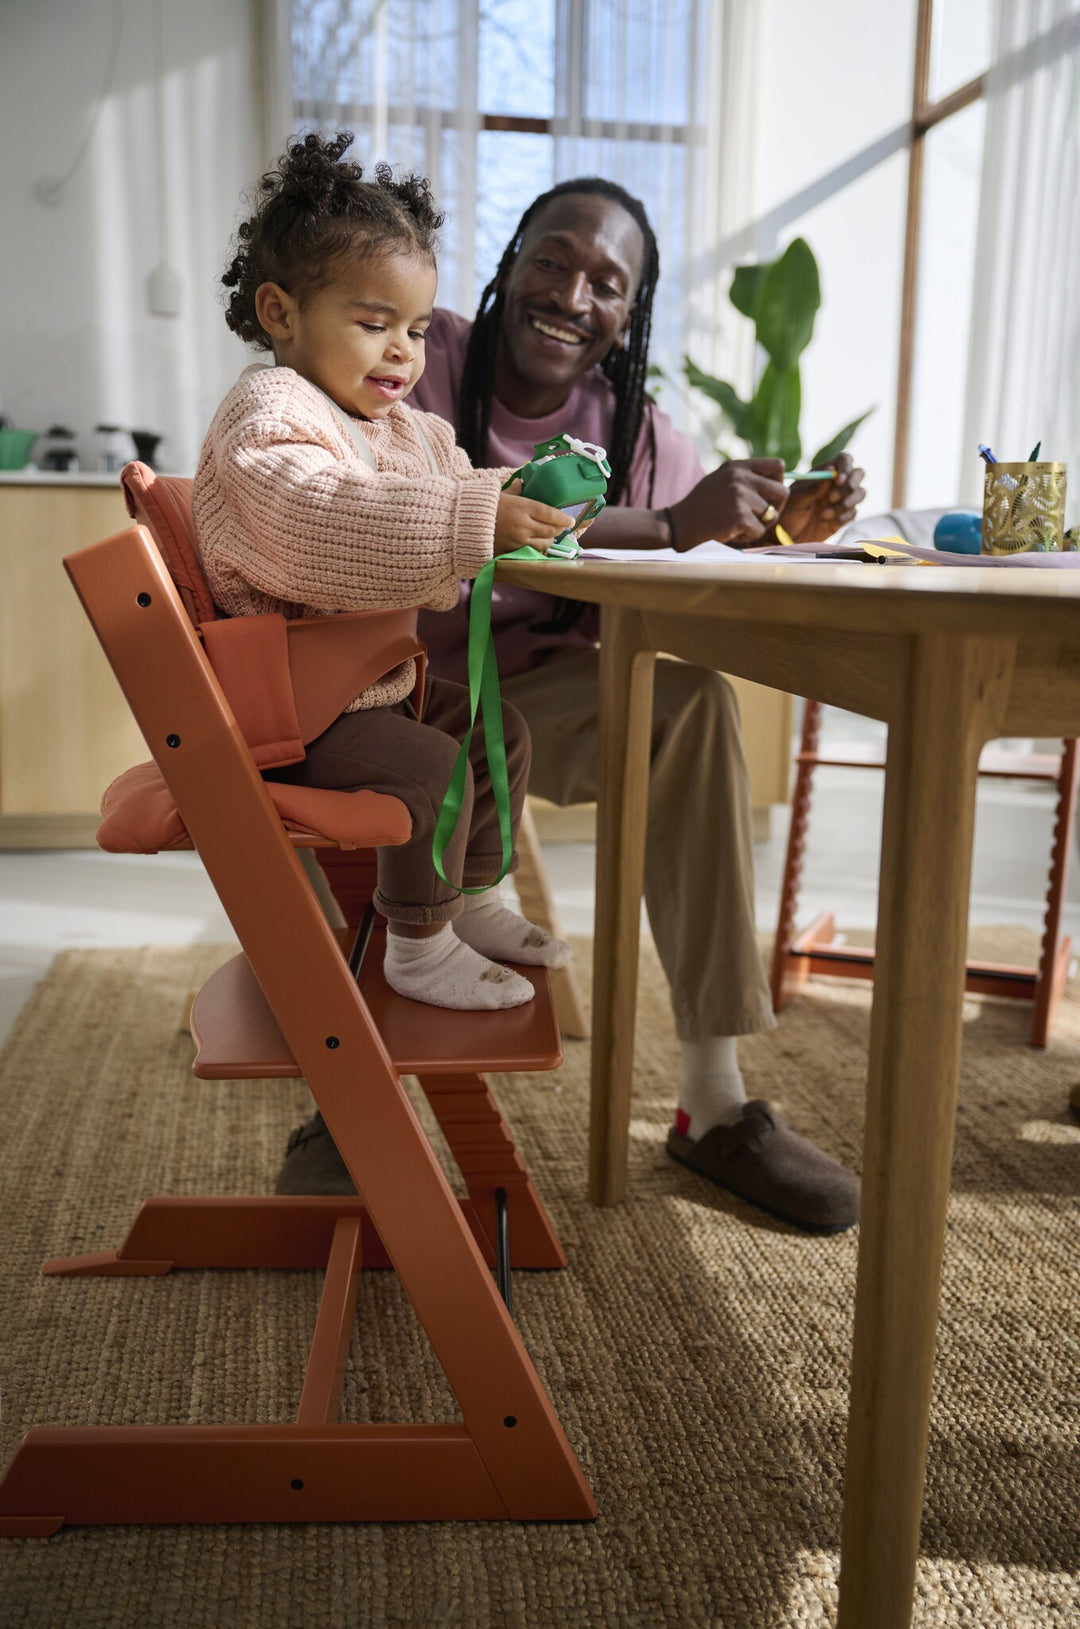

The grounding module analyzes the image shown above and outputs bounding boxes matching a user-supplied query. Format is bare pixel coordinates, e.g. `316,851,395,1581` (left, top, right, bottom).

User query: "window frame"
893,0,987,505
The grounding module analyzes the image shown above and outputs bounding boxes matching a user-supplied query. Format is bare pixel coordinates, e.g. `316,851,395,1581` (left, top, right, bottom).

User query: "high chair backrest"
120,461,426,769
121,461,217,626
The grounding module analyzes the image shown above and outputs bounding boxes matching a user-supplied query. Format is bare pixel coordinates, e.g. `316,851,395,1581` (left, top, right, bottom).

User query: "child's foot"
454,889,572,968
384,923,535,1010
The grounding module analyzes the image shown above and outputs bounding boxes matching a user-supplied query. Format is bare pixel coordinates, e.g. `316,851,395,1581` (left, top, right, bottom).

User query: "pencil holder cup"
982,462,1067,554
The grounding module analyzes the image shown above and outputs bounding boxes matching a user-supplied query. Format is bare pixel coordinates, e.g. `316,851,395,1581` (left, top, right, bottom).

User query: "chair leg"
513,799,590,1040
770,699,822,1011
1031,738,1078,1047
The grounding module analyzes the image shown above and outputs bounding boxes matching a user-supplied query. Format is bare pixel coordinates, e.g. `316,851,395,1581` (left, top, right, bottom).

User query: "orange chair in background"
0,468,594,1534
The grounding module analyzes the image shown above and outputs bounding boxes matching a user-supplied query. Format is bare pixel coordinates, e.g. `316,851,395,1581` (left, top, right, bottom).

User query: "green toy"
503,434,610,558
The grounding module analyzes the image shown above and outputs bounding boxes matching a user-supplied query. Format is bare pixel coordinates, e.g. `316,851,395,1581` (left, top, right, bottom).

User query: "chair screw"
165,734,181,748
503,1416,517,1428
325,1036,340,1049
136,592,152,607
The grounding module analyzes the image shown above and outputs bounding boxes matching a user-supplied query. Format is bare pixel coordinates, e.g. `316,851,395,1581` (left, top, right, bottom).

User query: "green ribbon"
431,546,549,893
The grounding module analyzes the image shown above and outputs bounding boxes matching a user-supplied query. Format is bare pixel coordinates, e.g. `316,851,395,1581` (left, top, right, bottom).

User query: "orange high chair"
0,465,595,1534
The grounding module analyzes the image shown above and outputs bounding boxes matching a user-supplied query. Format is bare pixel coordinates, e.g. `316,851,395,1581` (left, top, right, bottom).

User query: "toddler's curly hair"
222,131,444,349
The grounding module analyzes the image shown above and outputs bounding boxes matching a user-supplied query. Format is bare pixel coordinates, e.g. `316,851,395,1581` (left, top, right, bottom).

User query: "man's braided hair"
457,177,660,507
222,131,443,349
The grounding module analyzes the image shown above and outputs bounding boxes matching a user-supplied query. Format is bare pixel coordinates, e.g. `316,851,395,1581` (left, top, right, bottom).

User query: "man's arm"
584,458,790,551
585,401,866,551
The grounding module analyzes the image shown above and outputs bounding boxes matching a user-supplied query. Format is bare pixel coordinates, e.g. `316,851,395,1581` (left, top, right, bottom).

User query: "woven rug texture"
0,935,1078,1628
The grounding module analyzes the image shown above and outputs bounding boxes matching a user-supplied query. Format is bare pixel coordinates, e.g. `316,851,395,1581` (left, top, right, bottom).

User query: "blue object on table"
933,511,982,555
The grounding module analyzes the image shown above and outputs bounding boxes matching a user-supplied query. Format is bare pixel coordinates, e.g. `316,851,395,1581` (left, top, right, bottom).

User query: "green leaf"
753,238,820,372
682,356,755,442
809,406,876,468
745,362,801,465
729,263,765,320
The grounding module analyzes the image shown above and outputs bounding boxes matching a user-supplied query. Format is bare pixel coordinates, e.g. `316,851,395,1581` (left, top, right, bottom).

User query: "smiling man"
283,177,865,1233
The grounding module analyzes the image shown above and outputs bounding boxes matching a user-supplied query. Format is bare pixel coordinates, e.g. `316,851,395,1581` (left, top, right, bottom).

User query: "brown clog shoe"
274,1112,357,1195
666,1099,859,1233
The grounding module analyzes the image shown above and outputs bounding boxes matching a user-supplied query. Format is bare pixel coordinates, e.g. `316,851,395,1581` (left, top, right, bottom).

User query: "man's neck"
492,339,573,420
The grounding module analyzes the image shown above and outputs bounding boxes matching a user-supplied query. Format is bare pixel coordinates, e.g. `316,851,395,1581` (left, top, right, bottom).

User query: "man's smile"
527,313,589,346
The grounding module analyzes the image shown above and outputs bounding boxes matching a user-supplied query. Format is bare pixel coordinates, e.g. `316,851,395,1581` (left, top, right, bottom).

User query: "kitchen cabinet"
0,475,145,845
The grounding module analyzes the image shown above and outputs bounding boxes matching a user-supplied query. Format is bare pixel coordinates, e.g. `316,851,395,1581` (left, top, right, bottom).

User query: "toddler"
193,132,574,1010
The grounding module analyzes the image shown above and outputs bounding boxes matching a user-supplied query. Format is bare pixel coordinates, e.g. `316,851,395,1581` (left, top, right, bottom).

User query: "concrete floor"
3,712,1079,1050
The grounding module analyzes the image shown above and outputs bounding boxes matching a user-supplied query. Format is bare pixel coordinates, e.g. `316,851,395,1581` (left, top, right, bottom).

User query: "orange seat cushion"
98,762,412,854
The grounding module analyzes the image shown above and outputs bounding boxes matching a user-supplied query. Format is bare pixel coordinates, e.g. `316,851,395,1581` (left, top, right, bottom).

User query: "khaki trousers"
266,676,530,925
502,648,775,1040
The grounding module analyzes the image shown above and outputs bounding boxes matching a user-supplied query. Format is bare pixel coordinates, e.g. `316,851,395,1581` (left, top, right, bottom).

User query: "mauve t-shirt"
410,308,704,683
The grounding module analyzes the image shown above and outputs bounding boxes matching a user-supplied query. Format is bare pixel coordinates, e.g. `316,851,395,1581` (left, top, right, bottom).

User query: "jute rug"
0,935,1078,1628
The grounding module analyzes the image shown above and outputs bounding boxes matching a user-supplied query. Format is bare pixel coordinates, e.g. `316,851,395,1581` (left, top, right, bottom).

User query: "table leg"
590,607,656,1205
837,634,1014,1629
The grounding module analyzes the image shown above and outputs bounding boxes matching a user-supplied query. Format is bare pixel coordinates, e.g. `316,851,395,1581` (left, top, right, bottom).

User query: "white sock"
676,1037,748,1139
384,922,534,1010
453,888,572,968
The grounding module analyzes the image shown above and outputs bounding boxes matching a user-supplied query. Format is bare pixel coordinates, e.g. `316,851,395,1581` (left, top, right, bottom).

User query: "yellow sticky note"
861,536,934,566
860,535,911,559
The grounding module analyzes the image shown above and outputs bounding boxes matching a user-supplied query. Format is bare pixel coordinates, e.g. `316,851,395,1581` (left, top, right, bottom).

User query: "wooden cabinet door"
0,485,146,844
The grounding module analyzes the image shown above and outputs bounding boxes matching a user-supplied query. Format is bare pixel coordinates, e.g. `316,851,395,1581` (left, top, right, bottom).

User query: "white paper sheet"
581,540,826,564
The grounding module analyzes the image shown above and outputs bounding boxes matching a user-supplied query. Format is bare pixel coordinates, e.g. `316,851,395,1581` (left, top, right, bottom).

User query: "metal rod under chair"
494,1187,513,1316
348,903,377,979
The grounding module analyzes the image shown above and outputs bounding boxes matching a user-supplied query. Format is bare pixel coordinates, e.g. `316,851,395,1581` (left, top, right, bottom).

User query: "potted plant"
683,237,872,469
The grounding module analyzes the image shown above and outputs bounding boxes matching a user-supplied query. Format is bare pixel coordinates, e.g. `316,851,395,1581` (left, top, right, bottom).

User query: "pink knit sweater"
193,365,506,710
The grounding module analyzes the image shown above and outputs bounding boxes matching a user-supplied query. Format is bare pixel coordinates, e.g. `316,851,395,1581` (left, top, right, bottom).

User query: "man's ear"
255,282,296,341
612,302,636,349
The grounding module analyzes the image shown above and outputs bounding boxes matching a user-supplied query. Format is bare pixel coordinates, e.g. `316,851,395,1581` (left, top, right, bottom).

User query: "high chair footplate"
191,929,562,1078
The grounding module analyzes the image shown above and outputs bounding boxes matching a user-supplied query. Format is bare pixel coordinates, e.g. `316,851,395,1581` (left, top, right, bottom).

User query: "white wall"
0,0,262,475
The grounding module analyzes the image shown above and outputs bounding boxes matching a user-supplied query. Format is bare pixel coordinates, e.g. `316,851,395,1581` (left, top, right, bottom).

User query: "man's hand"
668,459,791,550
775,453,866,544
494,480,575,555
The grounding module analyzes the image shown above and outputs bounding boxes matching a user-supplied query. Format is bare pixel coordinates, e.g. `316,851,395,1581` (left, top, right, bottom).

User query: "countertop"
0,469,187,487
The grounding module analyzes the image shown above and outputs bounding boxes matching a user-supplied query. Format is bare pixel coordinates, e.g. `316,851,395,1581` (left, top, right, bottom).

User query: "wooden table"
497,552,1080,1629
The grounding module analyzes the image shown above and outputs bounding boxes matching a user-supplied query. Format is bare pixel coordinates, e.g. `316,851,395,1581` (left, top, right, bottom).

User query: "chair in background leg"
513,800,590,1040
770,698,1079,1047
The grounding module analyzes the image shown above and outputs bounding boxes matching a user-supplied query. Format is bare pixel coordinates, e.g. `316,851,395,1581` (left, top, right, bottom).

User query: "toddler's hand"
494,483,575,555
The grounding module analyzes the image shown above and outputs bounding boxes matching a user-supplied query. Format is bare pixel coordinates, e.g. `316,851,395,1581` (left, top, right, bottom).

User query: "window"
286,0,707,372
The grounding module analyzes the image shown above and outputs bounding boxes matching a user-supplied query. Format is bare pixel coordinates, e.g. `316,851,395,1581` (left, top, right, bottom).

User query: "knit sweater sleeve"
406,405,516,487
198,380,501,617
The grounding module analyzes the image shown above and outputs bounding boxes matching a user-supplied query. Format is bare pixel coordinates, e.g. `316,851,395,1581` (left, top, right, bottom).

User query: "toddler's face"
267,249,437,420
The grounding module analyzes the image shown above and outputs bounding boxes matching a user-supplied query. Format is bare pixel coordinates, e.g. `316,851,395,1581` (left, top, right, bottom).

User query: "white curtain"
272,0,756,422
960,0,1080,516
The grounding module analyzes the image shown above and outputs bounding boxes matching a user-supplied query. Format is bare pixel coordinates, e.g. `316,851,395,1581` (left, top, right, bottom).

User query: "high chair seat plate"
97,760,412,853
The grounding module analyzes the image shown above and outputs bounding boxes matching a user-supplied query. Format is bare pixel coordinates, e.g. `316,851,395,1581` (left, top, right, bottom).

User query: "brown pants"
266,676,530,924
501,648,775,1041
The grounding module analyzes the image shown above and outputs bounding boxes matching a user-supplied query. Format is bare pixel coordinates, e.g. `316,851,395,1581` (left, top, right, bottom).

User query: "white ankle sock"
453,888,572,968
384,922,534,1010
676,1037,748,1139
